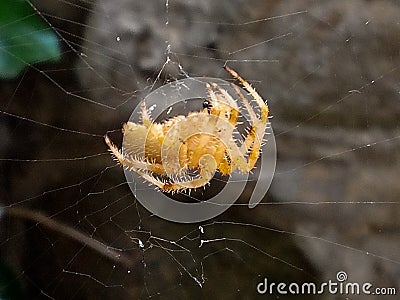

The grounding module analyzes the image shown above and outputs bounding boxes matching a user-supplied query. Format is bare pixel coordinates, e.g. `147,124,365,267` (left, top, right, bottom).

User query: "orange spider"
105,67,269,192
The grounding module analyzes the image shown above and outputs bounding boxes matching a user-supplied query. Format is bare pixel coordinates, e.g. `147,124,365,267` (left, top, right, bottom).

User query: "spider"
105,66,269,192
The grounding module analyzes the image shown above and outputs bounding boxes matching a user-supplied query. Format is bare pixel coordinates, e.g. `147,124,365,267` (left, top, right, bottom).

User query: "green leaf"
0,260,25,300
0,0,61,78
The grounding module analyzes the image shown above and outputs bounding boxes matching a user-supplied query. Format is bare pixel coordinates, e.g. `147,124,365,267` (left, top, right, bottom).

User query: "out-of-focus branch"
3,206,133,268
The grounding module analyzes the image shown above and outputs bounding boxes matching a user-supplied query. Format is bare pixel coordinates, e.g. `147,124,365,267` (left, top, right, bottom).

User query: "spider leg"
140,101,153,127
209,82,237,107
224,66,269,124
105,135,165,174
105,135,177,191
227,135,262,173
144,153,217,193
224,67,269,172
163,153,217,192
209,82,239,125
106,135,217,192
218,152,232,175
206,83,238,126
231,84,262,155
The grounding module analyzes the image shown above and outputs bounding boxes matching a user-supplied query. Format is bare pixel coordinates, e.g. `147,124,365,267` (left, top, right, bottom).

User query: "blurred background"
1,0,399,299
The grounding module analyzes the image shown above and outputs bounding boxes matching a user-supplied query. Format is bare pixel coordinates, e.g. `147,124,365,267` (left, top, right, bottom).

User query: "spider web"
1,0,400,299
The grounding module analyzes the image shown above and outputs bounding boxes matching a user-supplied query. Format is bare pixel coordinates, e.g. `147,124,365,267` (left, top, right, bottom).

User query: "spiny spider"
105,66,269,192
